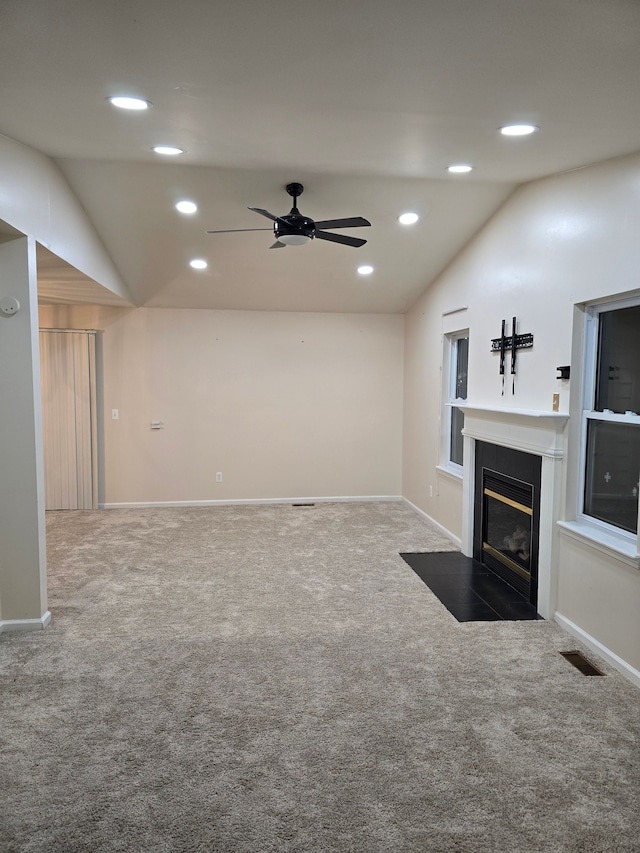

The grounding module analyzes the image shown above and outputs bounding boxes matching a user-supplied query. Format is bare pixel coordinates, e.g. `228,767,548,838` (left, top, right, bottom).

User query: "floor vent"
292,503,315,508
560,650,605,676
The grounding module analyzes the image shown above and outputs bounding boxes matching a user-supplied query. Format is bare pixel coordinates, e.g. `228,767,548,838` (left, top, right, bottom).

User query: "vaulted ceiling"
2,0,640,313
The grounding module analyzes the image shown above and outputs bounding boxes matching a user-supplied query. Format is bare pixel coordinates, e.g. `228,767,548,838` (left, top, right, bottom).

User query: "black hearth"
473,441,541,604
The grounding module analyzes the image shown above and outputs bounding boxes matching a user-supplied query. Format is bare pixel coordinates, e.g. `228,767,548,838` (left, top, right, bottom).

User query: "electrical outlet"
216,472,223,483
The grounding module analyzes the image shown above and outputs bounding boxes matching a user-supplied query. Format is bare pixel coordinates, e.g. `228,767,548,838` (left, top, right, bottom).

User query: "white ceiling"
2,0,640,313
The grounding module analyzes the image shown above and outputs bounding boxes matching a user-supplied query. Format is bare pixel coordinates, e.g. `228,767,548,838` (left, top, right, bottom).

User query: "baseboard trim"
0,611,51,634
100,495,403,509
554,612,640,689
401,497,462,548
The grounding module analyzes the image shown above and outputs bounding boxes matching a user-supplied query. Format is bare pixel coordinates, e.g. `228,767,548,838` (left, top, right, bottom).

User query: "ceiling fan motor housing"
275,212,316,242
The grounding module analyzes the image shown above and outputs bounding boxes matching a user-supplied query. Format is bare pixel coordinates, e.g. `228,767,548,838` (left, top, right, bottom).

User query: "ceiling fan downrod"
285,182,305,212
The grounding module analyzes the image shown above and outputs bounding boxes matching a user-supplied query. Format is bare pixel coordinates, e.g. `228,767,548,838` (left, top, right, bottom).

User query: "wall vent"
292,503,315,508
560,650,605,676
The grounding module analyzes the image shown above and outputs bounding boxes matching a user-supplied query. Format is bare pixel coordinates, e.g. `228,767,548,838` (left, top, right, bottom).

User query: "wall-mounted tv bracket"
491,316,534,395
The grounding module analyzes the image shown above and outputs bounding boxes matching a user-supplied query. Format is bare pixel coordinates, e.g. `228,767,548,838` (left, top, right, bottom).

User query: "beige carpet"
1,501,639,852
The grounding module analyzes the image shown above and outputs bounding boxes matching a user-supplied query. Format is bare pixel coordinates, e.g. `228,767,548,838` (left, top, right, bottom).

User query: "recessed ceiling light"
357,265,374,275
447,164,473,173
175,200,198,214
153,146,184,156
189,259,208,270
108,96,151,111
398,212,419,225
500,124,538,136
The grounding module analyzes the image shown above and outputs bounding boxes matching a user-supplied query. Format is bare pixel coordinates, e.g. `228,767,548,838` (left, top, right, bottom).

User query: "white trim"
557,520,640,569
578,298,640,543
435,463,463,483
459,404,568,420
441,329,469,469
100,495,403,509
38,328,97,335
585,410,640,425
554,612,640,689
402,497,462,548
460,405,568,459
461,433,475,557
0,611,51,633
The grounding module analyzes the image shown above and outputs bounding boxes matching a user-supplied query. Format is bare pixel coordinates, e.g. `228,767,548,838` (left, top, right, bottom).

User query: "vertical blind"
40,330,97,510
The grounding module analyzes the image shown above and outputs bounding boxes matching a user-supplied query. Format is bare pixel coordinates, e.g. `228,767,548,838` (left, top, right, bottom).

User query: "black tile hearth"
400,551,543,622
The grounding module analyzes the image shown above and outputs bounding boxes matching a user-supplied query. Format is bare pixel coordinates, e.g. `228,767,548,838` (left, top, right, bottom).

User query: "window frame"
439,329,469,476
578,296,640,545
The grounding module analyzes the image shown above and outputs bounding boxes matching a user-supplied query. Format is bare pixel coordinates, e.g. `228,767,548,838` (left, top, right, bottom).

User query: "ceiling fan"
207,182,371,249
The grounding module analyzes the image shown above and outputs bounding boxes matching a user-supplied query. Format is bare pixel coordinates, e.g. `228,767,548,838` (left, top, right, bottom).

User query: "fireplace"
459,405,568,619
473,441,541,604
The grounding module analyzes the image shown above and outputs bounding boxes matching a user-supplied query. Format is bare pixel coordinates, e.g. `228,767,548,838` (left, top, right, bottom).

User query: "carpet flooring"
1,502,639,852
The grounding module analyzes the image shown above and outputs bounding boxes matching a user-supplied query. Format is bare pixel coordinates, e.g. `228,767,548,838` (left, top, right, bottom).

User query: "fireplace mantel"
459,404,569,618
459,404,569,459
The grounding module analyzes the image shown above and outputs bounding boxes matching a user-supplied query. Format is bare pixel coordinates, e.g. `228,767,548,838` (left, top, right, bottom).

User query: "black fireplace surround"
473,441,541,604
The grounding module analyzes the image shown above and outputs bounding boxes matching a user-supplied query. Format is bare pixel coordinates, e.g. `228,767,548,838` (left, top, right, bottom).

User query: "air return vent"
560,651,605,676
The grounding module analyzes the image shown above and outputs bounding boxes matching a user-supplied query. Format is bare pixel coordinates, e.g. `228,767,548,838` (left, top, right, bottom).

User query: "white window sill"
557,520,640,569
436,464,463,483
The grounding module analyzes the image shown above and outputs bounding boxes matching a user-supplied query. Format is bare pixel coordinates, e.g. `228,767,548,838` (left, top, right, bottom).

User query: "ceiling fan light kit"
207,182,371,249
278,233,312,246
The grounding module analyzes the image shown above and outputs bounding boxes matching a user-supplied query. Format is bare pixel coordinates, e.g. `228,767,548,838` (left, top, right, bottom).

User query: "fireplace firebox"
473,442,541,604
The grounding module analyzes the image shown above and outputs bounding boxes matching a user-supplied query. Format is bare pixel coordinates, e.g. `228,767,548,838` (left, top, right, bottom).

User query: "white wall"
39,305,404,503
0,134,131,303
0,134,130,629
0,237,48,625
403,151,640,676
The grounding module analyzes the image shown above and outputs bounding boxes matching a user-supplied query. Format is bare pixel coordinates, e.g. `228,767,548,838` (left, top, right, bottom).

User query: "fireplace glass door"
482,470,534,597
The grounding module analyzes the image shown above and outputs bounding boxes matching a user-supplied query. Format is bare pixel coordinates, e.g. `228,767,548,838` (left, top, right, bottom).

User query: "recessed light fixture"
189,259,208,270
175,200,198,215
108,96,151,111
500,124,538,136
447,164,473,173
357,265,374,275
398,212,419,225
153,145,184,156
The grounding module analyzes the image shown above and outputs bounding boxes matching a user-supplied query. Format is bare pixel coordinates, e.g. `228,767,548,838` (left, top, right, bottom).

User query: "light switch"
112,409,119,420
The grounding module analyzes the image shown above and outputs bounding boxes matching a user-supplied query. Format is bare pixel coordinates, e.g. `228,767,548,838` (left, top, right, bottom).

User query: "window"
445,331,469,469
581,300,640,537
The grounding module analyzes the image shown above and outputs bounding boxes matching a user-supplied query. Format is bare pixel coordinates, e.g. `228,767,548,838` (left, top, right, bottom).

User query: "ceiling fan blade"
270,240,287,249
206,228,273,233
248,207,279,222
315,231,367,248
313,217,371,230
